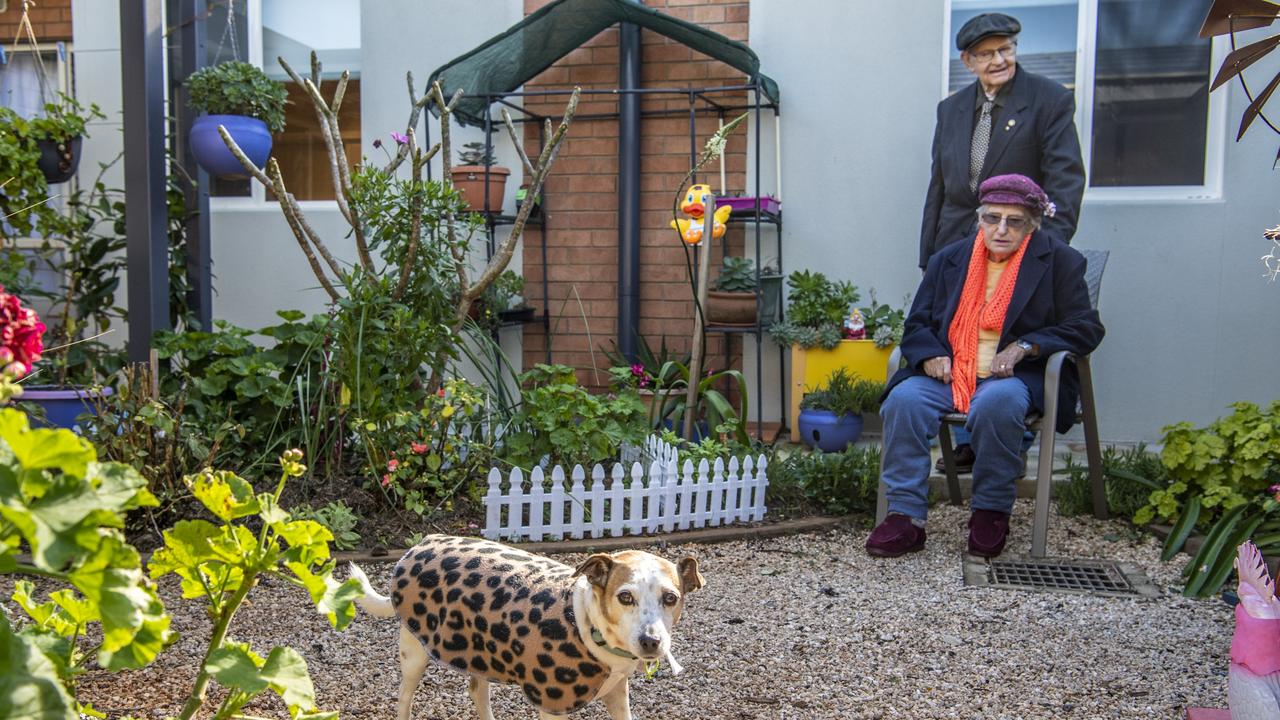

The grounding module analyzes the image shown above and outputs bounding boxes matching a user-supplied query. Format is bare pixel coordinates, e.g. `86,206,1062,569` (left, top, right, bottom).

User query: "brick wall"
521,0,752,390
0,0,73,43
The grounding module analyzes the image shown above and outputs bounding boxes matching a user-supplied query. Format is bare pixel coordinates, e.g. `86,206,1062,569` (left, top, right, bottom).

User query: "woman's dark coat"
885,231,1104,434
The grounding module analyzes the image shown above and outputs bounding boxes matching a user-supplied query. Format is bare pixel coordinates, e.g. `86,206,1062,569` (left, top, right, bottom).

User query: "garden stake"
684,193,715,440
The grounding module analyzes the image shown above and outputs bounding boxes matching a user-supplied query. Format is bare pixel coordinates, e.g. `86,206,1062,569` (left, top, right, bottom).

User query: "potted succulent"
706,256,782,325
451,141,510,213
490,270,535,323
797,367,884,452
27,94,104,184
186,61,288,178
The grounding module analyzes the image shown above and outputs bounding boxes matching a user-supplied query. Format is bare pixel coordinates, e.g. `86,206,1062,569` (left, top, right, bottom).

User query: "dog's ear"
573,553,614,590
677,557,705,594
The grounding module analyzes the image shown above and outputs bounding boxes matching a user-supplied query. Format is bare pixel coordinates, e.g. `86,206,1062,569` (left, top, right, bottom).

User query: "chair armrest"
887,346,903,379
1043,350,1079,401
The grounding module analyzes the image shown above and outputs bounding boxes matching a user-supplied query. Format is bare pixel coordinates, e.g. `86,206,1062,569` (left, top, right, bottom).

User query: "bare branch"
215,125,273,186
502,108,535,177
393,129,426,301
451,87,582,331
267,159,339,301
332,70,350,116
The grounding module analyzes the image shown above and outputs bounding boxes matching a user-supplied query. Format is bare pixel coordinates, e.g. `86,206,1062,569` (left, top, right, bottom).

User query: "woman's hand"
923,356,952,384
990,344,1028,378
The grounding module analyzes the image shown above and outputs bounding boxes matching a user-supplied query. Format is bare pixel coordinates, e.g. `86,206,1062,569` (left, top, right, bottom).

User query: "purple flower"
372,138,383,149
630,363,645,377
391,132,409,146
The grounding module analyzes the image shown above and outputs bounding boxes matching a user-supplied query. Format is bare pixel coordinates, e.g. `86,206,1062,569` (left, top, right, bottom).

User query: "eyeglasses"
970,44,1017,63
979,212,1029,231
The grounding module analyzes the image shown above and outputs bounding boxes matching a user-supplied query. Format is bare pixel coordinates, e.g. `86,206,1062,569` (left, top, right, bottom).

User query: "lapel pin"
1005,119,1016,130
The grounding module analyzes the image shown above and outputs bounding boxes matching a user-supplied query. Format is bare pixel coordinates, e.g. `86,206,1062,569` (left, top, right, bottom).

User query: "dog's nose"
638,633,661,654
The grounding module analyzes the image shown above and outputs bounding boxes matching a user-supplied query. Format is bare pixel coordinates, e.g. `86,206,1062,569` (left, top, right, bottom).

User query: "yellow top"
976,258,1010,378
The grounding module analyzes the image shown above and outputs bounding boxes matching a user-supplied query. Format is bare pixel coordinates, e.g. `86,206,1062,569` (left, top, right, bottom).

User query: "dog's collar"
590,627,638,660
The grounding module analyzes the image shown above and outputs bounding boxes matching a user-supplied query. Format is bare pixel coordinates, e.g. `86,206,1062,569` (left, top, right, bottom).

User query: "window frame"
942,0,1229,202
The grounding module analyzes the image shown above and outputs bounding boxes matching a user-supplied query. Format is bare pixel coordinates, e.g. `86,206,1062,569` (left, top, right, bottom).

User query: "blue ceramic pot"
661,419,711,442
19,385,114,431
798,408,864,453
190,114,272,178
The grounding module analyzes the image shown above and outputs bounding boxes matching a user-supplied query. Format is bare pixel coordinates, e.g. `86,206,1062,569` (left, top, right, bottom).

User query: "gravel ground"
6,500,1233,719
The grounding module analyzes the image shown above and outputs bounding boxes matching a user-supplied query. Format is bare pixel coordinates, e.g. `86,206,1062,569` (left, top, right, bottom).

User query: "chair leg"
875,453,888,525
939,423,963,505
1032,425,1056,558
1078,358,1107,520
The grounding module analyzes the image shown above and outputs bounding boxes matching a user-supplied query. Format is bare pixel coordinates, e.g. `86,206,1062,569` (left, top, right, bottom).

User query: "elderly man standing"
867,175,1103,559
920,12,1086,473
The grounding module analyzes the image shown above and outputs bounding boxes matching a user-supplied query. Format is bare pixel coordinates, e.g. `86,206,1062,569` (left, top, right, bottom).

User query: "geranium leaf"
0,614,77,720
261,646,316,711
190,470,260,521
206,643,268,695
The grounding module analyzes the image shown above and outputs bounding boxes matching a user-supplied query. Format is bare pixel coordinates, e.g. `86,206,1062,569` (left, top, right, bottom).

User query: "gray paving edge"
334,516,851,564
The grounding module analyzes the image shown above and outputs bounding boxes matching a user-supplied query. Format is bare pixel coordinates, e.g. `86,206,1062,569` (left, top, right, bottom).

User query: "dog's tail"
348,562,397,619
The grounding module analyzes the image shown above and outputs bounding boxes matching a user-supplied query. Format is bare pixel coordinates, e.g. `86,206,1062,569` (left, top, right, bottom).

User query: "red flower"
387,458,399,471
0,287,44,378
411,441,429,454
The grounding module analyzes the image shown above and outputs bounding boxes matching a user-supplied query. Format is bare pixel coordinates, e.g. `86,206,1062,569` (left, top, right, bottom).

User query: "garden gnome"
1229,541,1280,718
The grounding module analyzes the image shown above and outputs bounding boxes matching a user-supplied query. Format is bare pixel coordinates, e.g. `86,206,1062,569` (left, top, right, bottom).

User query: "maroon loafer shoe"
968,509,1011,558
866,513,926,558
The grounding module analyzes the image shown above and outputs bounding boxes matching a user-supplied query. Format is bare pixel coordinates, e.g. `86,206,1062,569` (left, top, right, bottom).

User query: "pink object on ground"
1185,709,1231,719
1233,604,1280,676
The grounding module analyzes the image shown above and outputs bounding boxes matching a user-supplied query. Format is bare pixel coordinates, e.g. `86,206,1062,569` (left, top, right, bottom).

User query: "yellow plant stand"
790,339,895,442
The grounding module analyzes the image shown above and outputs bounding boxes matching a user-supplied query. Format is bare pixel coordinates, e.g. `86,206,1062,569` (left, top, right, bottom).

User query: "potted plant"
706,256,782,325
769,270,905,442
185,61,287,178
451,141,509,214
27,94,104,184
490,270,535,323
797,367,884,452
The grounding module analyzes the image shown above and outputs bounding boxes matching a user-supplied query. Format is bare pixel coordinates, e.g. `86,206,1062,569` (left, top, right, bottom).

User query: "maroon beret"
979,174,1056,217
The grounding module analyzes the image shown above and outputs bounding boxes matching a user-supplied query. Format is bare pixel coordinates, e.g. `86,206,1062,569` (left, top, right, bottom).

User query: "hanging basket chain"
13,0,54,108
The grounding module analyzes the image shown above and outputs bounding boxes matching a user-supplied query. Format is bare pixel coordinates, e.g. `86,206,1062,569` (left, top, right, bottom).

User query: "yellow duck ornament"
671,183,732,246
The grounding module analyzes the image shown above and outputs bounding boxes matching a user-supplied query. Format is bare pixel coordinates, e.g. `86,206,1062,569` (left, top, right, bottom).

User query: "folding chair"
875,249,1109,558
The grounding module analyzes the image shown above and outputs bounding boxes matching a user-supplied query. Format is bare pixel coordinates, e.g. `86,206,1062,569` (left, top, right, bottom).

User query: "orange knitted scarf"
946,229,1030,412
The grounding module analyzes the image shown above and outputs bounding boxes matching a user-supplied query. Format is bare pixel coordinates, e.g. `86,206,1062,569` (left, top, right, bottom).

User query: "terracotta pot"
450,165,510,213
706,290,757,325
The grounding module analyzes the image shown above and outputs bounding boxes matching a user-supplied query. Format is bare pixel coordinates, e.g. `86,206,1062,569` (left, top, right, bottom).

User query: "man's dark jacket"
919,68,1085,269
885,231,1104,434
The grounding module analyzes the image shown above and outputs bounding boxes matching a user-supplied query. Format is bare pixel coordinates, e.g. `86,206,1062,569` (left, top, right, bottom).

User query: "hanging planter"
190,115,272,178
35,136,83,184
185,61,287,178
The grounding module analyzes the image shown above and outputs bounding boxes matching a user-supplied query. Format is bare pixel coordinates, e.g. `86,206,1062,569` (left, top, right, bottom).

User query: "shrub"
768,444,882,515
1055,443,1170,519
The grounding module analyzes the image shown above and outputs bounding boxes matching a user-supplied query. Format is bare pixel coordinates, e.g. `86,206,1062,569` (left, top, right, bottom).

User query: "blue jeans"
952,426,1035,451
880,375,1031,520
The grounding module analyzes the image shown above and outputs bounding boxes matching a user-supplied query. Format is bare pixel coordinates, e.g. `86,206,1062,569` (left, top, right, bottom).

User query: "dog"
349,534,705,720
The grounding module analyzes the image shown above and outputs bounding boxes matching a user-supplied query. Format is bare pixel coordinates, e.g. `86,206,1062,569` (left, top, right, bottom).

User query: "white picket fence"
482,435,768,542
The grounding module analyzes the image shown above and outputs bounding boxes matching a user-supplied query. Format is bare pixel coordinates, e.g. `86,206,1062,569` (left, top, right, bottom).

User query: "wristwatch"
1015,339,1035,355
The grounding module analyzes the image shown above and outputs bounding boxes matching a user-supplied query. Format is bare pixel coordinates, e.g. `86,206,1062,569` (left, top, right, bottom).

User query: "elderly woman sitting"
866,174,1104,559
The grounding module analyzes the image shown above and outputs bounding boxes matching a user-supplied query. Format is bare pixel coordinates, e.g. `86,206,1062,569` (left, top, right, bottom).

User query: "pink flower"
630,363,645,377
391,132,409,146
437,387,446,397
0,287,44,378
411,441,428,454
381,474,391,487
387,458,399,471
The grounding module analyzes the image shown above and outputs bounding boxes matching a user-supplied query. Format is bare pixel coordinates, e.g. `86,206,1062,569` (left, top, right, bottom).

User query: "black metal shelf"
726,208,781,225
485,212,544,227
705,321,775,334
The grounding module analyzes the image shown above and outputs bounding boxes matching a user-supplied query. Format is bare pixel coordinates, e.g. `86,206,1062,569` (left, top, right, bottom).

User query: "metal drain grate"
962,556,1160,597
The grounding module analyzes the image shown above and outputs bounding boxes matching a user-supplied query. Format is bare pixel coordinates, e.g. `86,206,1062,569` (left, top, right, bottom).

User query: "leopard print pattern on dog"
390,535,612,714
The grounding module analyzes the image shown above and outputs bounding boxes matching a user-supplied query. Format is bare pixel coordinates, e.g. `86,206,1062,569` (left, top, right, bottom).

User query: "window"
947,0,1224,197
207,0,361,203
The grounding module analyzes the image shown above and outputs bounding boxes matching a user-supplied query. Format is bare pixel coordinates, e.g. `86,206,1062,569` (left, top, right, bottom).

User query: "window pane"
262,1,362,201
1090,0,1211,187
949,2,1079,95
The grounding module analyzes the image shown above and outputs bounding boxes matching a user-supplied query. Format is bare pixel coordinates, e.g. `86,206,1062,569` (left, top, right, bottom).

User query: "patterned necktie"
969,99,994,192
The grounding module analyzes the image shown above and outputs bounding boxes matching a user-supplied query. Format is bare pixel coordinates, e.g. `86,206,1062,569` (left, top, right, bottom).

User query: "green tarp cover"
426,0,779,127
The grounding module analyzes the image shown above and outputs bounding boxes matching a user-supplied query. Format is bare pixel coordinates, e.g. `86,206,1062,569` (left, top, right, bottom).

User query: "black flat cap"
956,12,1021,52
